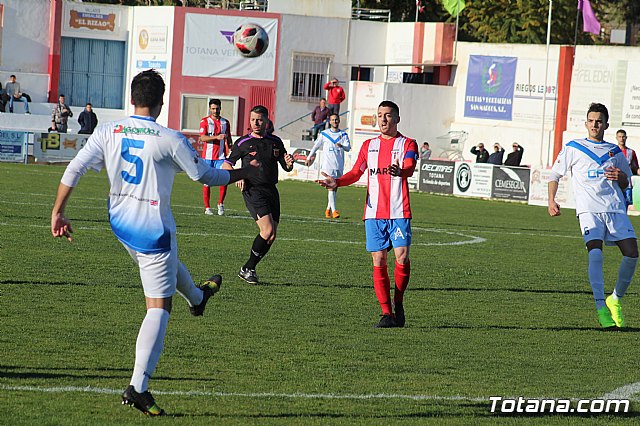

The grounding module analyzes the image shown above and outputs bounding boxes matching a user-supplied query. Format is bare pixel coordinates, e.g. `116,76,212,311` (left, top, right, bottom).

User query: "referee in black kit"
224,105,294,284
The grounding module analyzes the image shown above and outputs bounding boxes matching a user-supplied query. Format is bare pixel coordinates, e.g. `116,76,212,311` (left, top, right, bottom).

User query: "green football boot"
597,306,617,329
606,295,625,328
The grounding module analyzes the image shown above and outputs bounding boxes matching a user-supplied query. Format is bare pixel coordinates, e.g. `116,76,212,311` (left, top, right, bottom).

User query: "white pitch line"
0,384,485,402
600,382,640,400
0,221,485,247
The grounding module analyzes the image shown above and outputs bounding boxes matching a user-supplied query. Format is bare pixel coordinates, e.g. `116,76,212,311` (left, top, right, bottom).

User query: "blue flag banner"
464,55,517,121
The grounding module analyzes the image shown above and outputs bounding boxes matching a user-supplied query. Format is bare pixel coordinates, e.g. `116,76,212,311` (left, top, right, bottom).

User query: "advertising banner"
183,14,278,81
464,55,517,121
622,61,640,127
281,147,320,181
527,166,575,209
453,162,493,198
0,130,27,163
491,166,531,201
34,133,90,163
418,160,455,194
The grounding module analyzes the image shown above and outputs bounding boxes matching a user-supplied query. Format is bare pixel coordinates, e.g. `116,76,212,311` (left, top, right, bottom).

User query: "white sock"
588,249,605,309
328,190,337,211
613,256,638,299
130,308,170,393
176,262,203,307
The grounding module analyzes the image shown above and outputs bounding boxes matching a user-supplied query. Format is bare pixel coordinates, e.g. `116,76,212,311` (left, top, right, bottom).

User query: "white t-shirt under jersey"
61,115,230,254
551,138,632,215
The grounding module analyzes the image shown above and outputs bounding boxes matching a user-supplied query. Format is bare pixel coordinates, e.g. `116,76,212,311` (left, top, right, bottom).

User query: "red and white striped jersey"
337,133,418,219
199,116,231,160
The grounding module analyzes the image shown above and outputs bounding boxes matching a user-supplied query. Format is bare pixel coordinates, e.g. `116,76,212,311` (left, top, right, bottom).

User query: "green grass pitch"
1,162,639,424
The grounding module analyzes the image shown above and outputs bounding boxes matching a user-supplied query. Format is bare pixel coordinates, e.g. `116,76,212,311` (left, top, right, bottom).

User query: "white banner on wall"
183,14,278,81
527,166,575,209
512,58,558,125
567,61,619,131
453,162,493,198
34,133,90,163
622,61,640,127
136,26,167,54
0,130,27,163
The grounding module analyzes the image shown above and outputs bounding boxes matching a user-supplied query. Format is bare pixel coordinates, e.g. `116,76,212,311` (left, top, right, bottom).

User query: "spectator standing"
504,143,524,166
471,143,489,163
616,129,639,175
420,142,432,160
311,98,330,140
488,143,504,165
51,95,73,133
6,75,30,114
78,103,98,134
323,78,346,115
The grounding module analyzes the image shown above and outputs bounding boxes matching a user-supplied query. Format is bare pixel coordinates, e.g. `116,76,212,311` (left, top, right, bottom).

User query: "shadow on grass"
411,324,640,333
0,365,217,383
0,280,90,286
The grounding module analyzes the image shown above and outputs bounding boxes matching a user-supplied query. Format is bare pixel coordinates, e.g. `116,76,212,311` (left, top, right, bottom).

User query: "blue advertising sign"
0,130,27,163
464,55,517,121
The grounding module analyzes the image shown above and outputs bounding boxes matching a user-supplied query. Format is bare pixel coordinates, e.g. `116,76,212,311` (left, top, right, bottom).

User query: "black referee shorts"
242,185,281,222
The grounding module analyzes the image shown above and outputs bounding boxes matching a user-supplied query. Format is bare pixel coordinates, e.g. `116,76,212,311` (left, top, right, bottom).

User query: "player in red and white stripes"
317,100,418,328
200,99,233,215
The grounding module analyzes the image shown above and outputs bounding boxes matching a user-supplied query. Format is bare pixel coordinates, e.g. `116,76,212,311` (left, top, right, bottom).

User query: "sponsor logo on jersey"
369,167,390,176
587,169,605,179
273,148,280,157
113,124,160,136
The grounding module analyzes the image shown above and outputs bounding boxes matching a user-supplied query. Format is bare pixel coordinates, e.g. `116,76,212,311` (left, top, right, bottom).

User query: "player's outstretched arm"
316,172,337,190
547,181,561,217
226,159,261,184
51,183,74,241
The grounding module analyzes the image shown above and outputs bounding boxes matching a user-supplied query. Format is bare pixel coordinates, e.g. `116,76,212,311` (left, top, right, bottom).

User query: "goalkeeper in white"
548,102,637,329
305,113,351,218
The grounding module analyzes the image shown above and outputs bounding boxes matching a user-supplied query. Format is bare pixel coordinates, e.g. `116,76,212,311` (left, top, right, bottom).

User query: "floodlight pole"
541,0,552,167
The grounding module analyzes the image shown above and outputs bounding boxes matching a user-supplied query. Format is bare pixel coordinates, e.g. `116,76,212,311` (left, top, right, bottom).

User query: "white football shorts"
578,212,636,244
122,240,179,298
323,169,343,179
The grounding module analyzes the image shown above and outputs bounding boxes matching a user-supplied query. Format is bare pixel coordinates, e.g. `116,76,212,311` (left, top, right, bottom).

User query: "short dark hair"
131,69,165,108
86,103,92,107
209,98,221,107
10,74,15,78
250,105,269,118
59,94,65,98
378,100,400,115
329,113,339,120
617,129,627,136
587,102,609,123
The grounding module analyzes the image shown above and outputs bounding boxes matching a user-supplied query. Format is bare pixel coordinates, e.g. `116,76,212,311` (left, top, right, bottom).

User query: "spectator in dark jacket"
504,143,524,166
471,143,489,163
311,98,330,140
488,143,504,165
78,103,98,134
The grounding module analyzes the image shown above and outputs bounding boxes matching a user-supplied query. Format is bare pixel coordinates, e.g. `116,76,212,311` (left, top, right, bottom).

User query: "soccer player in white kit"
305,113,351,218
51,70,258,416
548,103,638,329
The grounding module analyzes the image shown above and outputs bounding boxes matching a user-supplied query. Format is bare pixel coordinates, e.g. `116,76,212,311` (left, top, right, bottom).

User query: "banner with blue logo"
0,130,27,163
464,55,517,121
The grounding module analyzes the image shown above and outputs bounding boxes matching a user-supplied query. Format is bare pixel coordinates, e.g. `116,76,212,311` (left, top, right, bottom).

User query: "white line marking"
0,221,484,247
600,382,640,399
0,384,486,402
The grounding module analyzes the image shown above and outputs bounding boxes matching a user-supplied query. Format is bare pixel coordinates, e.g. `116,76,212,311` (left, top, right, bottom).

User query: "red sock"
203,186,211,209
393,260,410,305
218,185,227,205
373,265,392,315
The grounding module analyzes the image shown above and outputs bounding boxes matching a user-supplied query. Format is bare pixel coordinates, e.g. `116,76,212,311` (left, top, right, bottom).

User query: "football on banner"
233,23,269,58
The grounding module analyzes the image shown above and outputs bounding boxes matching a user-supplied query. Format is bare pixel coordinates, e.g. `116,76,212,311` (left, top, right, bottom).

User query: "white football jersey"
61,115,229,254
551,138,632,215
308,128,351,172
